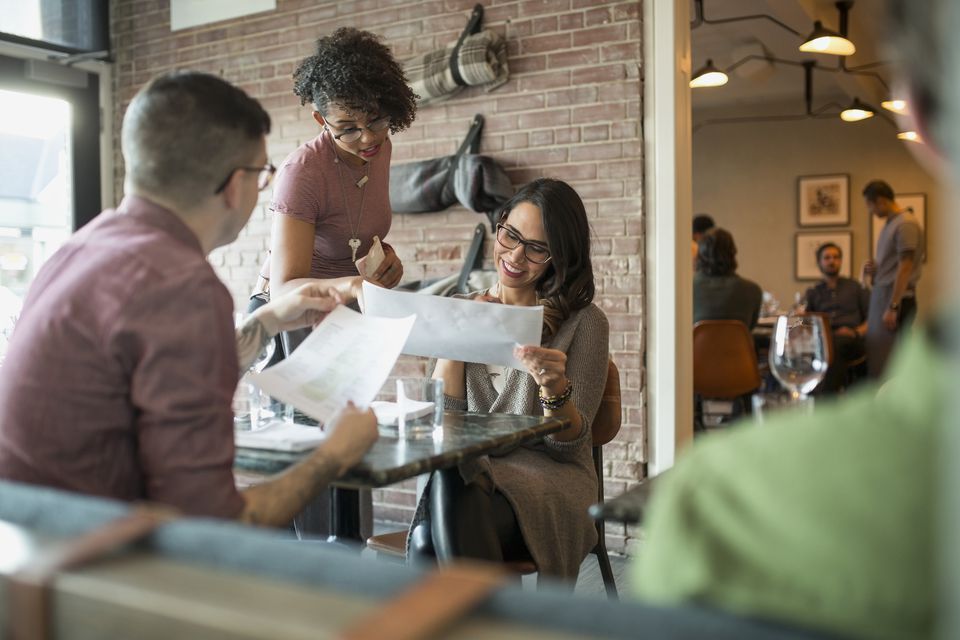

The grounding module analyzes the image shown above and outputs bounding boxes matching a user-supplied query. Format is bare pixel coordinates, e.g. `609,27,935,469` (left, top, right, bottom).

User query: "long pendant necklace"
329,129,370,263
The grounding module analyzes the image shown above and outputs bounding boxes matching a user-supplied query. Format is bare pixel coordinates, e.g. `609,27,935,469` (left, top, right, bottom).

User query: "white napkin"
235,420,327,452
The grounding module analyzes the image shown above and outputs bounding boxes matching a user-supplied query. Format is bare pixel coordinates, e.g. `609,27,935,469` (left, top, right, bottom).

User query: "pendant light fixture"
881,99,909,115
799,20,856,56
896,131,922,143
690,59,728,88
840,97,875,122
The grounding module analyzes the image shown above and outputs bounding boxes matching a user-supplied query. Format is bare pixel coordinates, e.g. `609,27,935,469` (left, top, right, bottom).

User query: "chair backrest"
693,320,761,398
592,359,622,447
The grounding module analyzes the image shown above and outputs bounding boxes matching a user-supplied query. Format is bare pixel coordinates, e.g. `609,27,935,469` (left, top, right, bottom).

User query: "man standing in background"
805,242,869,392
860,180,923,377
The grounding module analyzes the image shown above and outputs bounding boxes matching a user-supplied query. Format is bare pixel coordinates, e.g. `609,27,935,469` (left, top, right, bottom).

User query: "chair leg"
592,446,618,599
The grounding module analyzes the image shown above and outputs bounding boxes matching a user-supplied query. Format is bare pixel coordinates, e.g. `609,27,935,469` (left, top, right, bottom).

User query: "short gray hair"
121,71,271,209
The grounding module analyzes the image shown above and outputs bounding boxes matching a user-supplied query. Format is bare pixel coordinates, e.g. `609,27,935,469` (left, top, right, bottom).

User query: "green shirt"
633,327,942,639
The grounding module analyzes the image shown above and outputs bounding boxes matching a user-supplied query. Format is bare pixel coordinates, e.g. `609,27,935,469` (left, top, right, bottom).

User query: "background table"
235,411,568,542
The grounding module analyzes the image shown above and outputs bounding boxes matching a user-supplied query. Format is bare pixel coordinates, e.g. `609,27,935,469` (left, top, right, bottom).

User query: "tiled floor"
368,520,632,598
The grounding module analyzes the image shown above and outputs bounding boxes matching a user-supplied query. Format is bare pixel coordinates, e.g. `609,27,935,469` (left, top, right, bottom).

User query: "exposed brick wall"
111,0,645,554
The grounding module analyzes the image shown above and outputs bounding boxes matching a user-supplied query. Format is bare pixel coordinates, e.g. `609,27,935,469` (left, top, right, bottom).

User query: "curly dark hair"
292,27,417,133
696,228,738,277
496,179,595,342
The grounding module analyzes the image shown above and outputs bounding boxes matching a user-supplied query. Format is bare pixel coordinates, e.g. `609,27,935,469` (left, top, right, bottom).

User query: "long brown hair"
497,179,595,341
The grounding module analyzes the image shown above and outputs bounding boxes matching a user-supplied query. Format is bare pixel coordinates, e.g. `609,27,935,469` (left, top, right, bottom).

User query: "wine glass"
769,314,828,401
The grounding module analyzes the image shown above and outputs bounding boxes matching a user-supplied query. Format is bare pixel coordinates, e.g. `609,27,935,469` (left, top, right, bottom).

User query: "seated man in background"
693,228,762,329
0,71,378,526
804,242,869,393
633,0,947,636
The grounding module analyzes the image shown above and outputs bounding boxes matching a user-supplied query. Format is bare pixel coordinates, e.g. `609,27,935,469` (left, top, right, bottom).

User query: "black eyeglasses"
496,224,552,264
214,163,277,194
325,115,391,143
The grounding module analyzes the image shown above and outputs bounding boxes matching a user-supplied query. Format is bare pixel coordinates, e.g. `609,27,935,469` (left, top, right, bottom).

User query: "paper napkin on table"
370,400,435,426
235,420,327,452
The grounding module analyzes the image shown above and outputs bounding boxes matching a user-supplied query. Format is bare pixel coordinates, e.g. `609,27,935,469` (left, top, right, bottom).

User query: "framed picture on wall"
870,192,927,262
795,231,853,280
797,174,850,226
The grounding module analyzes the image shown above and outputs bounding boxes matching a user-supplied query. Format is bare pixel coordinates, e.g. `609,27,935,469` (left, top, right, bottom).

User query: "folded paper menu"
235,420,327,452
361,282,542,369
250,305,416,425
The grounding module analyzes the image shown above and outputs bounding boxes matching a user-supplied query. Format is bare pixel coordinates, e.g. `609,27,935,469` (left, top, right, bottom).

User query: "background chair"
367,359,623,599
693,320,762,429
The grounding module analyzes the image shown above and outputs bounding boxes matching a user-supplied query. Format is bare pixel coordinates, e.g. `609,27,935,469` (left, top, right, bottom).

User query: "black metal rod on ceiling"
691,0,802,37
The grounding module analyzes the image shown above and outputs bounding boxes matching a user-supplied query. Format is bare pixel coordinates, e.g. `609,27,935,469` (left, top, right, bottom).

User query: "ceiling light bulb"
690,59,729,88
799,21,856,56
841,98,876,122
840,108,873,122
881,99,909,115
897,131,922,143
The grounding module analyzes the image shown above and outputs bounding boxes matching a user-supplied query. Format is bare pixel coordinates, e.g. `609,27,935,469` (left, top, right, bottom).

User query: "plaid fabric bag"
389,115,513,225
404,5,509,107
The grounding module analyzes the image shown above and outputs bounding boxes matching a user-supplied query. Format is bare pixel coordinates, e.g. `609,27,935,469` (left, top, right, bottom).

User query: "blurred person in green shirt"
633,1,955,638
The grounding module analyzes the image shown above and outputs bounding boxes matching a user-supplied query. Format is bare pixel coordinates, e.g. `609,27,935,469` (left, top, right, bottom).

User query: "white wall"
693,116,942,317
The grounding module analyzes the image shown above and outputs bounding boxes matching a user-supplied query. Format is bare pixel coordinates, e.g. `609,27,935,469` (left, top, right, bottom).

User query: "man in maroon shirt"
0,71,378,526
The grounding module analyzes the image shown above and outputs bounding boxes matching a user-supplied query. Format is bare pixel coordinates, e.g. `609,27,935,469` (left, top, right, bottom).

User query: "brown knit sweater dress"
407,302,610,580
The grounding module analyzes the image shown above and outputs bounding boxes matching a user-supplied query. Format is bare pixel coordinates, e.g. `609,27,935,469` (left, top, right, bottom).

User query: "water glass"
396,378,444,435
769,314,828,400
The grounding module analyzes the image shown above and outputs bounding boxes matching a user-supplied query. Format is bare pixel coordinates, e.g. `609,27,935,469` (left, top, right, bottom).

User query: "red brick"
517,108,570,129
520,70,571,92
601,41,640,62
584,7,613,27
495,93,546,113
572,63,627,84
558,12,585,30
545,86,598,108
547,47,600,69
520,32,572,55
583,124,610,142
573,24,627,47
518,0,572,16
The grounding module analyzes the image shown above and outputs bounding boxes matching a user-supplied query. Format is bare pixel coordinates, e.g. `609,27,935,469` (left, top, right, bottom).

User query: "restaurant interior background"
691,0,942,317
0,0,943,561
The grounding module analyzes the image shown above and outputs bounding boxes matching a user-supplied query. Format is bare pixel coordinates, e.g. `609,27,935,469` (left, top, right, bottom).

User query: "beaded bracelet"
539,380,573,410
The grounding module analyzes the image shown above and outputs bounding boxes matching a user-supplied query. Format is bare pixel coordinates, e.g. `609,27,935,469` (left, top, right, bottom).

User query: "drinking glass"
769,314,828,401
396,378,444,436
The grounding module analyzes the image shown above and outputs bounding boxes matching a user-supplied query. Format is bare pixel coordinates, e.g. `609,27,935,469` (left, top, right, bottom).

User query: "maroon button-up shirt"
0,196,244,518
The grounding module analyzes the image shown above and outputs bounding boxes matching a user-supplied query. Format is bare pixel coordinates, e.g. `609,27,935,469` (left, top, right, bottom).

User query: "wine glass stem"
790,390,801,402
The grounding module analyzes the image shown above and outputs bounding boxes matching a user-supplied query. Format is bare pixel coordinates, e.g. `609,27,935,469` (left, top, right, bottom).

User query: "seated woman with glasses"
408,178,610,582
265,27,417,304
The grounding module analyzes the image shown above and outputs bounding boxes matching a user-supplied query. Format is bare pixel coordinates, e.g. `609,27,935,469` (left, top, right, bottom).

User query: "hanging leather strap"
449,4,485,87
339,562,508,640
456,223,487,294
454,114,484,159
8,507,175,640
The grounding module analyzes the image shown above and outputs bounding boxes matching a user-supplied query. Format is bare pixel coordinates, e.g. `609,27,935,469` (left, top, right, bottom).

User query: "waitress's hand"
514,345,568,396
254,282,343,335
363,243,403,289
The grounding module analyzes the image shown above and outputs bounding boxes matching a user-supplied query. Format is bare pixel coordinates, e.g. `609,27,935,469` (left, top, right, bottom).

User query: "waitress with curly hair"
268,28,417,302
409,179,610,581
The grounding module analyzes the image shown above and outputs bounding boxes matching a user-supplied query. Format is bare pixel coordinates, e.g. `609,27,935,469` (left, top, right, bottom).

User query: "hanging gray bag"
389,114,513,227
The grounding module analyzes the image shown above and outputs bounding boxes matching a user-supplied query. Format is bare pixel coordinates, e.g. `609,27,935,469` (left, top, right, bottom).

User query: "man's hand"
834,326,858,339
255,282,342,336
882,308,899,332
360,243,403,289
860,259,876,285
321,402,379,476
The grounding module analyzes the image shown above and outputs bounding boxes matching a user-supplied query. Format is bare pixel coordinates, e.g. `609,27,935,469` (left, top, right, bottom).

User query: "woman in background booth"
267,27,417,306
693,227,763,329
409,178,610,581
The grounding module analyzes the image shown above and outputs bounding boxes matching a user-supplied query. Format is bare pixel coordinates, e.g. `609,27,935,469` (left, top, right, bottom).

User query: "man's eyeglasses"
214,163,277,194
496,224,552,264
326,115,391,143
